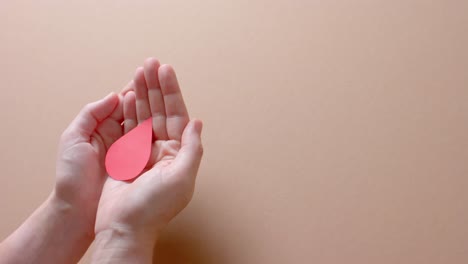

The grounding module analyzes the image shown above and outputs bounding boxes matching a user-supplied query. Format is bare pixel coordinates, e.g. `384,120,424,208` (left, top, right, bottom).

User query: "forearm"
0,193,93,264
90,225,156,264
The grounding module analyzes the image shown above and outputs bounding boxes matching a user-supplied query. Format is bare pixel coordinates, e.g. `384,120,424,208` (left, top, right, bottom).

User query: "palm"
96,140,181,231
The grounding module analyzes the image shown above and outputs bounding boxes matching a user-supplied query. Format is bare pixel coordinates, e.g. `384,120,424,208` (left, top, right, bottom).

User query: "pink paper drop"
105,118,153,181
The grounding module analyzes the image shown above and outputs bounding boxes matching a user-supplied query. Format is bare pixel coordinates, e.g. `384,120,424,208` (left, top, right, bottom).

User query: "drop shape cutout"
105,118,153,181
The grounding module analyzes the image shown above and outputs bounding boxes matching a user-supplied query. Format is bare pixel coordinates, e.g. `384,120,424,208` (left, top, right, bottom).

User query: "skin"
0,58,203,264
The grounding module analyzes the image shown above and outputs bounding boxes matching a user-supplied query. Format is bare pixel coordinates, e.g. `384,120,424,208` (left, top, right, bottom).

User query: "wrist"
91,224,157,264
47,191,95,240
0,193,95,264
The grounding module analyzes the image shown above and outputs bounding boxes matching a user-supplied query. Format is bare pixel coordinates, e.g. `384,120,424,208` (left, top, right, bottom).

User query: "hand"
0,87,128,264
54,91,124,236
93,58,203,261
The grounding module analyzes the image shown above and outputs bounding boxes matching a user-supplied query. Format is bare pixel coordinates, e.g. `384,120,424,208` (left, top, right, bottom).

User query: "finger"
62,93,119,147
123,91,138,133
133,67,152,124
109,93,124,123
144,57,168,140
113,79,135,122
94,93,125,150
159,64,189,141
171,119,203,182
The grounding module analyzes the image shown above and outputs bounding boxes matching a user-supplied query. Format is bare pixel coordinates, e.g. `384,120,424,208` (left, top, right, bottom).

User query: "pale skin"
0,58,203,264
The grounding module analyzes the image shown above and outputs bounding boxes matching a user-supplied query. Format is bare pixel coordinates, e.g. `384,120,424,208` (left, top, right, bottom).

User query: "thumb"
61,92,120,146
172,119,204,180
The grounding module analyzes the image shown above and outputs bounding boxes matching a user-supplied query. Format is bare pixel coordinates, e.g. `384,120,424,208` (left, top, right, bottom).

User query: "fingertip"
135,66,144,74
144,57,160,68
158,64,175,79
103,92,119,107
134,67,145,83
158,64,182,98
124,90,136,101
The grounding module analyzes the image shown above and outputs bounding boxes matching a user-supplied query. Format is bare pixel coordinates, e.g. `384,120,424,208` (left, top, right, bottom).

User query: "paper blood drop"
105,118,153,181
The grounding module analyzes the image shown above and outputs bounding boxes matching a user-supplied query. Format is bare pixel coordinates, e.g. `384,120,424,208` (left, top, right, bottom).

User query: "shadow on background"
153,230,216,264
152,202,225,264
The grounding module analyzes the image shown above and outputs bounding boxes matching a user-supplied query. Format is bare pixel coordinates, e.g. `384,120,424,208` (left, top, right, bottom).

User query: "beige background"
1,0,467,263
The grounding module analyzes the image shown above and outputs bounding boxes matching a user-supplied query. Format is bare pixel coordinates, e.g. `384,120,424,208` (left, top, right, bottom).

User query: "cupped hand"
95,58,204,240
54,91,125,235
